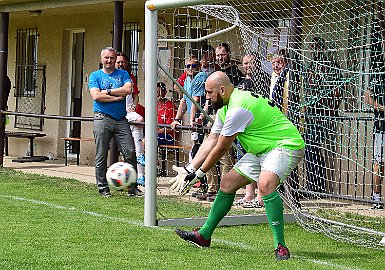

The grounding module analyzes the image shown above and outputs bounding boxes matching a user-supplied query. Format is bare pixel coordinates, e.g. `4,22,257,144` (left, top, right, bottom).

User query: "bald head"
206,71,232,88
205,71,234,110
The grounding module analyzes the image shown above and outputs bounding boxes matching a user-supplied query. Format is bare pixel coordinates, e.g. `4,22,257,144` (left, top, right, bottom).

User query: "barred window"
123,22,140,79
15,28,38,97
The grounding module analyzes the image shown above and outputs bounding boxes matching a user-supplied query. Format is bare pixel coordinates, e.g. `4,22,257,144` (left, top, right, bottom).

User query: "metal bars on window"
123,22,140,79
15,28,38,98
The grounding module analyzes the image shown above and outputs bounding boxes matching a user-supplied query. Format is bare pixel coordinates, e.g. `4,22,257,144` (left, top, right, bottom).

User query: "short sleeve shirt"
88,68,131,120
184,71,207,115
211,88,305,155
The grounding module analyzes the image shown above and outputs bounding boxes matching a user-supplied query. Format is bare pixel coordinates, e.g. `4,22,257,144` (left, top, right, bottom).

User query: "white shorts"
126,112,141,122
233,148,304,183
374,133,385,164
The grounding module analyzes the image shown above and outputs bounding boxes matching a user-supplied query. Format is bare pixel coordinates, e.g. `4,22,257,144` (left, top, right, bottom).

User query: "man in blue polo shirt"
89,47,137,197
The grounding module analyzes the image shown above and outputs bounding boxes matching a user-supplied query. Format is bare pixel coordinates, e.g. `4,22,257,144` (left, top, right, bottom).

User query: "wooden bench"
61,137,94,166
5,131,48,162
158,144,191,176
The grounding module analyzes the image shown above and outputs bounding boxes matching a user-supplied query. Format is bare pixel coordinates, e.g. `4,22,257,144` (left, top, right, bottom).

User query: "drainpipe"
0,12,9,167
109,0,124,166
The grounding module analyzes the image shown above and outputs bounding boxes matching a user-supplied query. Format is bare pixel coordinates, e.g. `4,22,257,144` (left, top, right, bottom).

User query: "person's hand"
169,166,205,195
179,169,206,195
114,96,125,101
169,165,194,191
171,120,181,129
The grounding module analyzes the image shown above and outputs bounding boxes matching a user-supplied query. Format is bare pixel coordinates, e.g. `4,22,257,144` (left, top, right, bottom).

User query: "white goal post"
144,0,230,226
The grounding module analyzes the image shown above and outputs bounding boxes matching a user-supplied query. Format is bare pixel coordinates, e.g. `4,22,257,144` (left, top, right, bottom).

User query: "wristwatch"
107,89,112,95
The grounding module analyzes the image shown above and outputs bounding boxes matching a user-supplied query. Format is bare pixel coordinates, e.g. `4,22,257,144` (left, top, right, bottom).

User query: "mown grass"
0,168,384,270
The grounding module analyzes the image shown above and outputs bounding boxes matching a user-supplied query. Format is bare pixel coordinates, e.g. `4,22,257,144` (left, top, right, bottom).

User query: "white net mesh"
155,0,385,249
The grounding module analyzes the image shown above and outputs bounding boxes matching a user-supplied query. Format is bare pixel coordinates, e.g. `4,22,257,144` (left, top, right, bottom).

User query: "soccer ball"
106,162,137,191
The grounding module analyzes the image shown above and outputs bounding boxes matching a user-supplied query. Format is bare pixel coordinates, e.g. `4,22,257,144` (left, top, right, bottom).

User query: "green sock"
199,190,235,240
262,190,285,248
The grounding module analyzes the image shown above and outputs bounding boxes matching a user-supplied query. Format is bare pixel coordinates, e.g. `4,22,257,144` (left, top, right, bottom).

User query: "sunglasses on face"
185,63,198,69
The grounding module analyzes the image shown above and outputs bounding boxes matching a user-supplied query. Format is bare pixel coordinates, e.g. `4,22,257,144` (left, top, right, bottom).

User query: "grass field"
0,168,384,270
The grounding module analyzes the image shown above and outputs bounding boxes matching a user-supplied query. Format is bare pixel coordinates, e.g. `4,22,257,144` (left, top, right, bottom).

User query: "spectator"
215,42,244,86
270,49,289,113
156,82,176,145
174,44,219,94
115,52,146,191
304,37,342,195
171,55,208,193
238,52,269,96
194,48,221,201
233,52,269,208
364,66,385,209
88,47,137,198
171,71,305,260
269,49,301,207
199,44,221,76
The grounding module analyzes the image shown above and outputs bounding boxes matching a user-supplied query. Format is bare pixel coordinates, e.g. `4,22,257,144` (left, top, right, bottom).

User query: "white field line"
0,194,364,270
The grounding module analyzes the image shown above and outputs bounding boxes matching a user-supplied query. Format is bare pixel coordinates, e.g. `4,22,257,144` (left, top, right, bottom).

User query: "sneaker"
137,176,145,186
175,228,211,248
372,203,384,210
207,192,217,202
242,199,262,209
100,189,111,198
137,154,145,166
233,198,245,206
195,193,209,200
191,183,208,197
127,186,144,197
192,190,205,198
274,243,290,260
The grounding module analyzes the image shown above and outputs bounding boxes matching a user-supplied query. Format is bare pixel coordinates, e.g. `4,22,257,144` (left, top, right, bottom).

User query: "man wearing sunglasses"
171,55,208,188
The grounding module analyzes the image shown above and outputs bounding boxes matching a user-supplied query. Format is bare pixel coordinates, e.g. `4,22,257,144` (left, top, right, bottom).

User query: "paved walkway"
3,156,95,184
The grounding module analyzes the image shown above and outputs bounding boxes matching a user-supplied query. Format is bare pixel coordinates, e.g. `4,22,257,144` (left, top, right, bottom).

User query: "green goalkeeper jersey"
213,88,305,155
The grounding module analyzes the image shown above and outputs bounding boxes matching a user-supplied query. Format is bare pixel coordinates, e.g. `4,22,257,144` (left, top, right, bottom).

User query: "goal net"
152,0,385,249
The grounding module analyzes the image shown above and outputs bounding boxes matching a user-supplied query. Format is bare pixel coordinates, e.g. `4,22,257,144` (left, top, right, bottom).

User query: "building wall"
5,6,145,165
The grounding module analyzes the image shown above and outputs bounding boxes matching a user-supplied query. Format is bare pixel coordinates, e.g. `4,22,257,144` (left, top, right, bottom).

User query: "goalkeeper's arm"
200,133,238,173
189,132,219,169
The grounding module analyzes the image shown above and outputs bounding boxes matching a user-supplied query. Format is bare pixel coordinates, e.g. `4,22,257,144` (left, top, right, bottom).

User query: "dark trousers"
305,122,326,193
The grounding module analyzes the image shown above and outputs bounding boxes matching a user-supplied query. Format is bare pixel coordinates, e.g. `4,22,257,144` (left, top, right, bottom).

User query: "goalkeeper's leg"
176,169,250,247
198,169,250,239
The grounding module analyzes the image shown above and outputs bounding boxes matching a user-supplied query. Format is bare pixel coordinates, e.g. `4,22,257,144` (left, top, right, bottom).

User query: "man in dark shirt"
215,42,244,87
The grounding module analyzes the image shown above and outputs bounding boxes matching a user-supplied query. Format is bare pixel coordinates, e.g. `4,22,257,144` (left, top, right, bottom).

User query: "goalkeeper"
170,71,305,260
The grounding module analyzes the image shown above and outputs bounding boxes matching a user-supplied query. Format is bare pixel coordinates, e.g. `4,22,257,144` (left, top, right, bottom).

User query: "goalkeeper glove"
179,168,206,196
169,163,196,192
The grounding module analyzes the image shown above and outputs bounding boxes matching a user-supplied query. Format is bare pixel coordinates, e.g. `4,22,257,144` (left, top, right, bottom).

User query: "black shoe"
127,186,144,197
207,192,217,202
100,189,111,198
175,228,211,248
195,193,209,200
